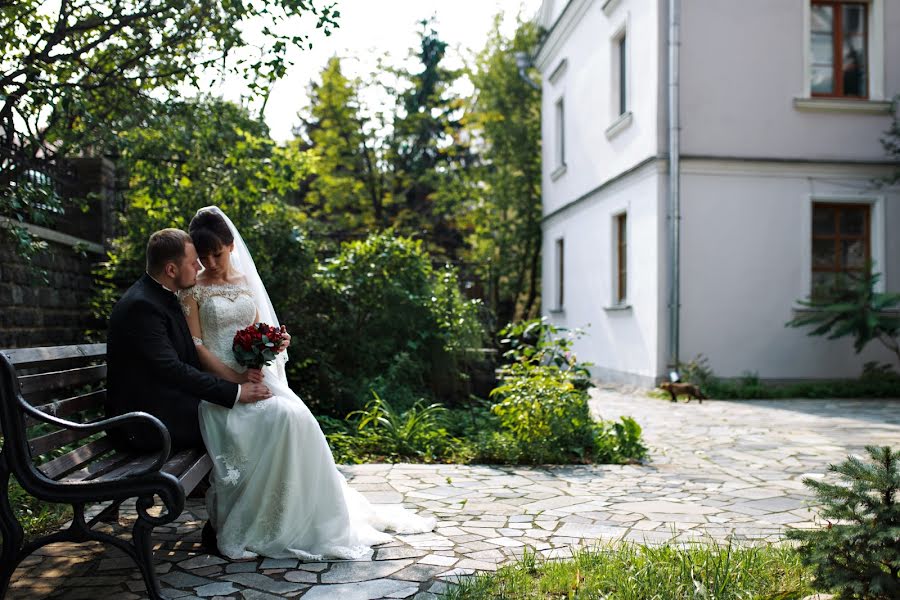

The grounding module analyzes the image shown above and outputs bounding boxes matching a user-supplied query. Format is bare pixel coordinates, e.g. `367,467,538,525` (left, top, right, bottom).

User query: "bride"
178,206,435,560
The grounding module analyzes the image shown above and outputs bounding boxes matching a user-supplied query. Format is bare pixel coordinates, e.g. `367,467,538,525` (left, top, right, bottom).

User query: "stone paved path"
9,389,899,599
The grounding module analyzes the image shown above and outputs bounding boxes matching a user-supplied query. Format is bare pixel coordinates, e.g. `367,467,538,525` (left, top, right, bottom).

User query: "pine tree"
293,57,386,240
787,445,900,599
386,19,472,264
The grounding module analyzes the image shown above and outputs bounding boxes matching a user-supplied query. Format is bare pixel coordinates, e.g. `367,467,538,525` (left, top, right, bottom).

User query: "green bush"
323,393,468,463
594,416,648,464
490,363,597,464
674,355,900,400
312,231,484,415
787,445,900,599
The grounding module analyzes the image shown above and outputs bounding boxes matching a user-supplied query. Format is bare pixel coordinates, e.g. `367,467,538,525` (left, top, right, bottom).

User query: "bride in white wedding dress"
178,206,435,561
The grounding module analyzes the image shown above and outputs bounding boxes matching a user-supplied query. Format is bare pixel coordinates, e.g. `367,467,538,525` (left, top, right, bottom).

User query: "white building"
535,0,900,385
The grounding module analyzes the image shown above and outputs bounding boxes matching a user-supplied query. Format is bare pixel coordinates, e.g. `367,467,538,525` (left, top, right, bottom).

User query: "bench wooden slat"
161,448,207,478
26,389,107,428
30,425,102,457
2,344,106,369
91,453,162,483
62,452,135,483
175,453,213,493
40,438,115,480
19,365,107,395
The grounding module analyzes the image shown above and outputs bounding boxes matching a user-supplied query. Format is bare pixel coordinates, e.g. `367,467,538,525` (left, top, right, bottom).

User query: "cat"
659,382,706,403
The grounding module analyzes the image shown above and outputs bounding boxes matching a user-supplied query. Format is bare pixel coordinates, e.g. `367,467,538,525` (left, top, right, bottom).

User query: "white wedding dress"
179,281,435,560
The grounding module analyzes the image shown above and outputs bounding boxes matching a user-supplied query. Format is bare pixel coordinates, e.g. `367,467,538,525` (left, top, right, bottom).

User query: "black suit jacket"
106,273,238,451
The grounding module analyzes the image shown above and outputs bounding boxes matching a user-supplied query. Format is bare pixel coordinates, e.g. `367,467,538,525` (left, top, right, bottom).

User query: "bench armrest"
20,400,172,475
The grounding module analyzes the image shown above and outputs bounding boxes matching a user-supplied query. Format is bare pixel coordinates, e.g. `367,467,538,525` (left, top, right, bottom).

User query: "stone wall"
0,156,117,349
0,239,102,348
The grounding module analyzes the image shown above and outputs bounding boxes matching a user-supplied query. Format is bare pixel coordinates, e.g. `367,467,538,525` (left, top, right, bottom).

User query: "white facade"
536,0,900,384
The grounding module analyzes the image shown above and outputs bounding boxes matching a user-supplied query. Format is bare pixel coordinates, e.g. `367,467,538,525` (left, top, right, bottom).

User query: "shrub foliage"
788,445,900,600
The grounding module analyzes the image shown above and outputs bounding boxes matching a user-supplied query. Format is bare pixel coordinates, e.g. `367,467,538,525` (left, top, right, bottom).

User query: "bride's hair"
189,208,235,256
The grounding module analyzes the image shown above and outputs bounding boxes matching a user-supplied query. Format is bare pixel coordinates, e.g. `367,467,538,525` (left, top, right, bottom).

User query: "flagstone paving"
9,388,899,599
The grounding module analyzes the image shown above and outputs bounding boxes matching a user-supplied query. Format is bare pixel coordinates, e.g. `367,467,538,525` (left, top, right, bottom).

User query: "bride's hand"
241,368,264,383
277,325,291,353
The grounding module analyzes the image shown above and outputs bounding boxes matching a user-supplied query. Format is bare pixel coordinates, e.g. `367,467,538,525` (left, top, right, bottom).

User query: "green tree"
293,57,387,240
91,96,313,329
1,0,337,259
385,19,472,264
1,0,337,158
787,269,900,368
787,446,900,599
465,16,542,328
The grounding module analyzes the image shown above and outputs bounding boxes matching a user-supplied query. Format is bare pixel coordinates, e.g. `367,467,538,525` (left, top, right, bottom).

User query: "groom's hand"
239,382,272,403
242,368,264,383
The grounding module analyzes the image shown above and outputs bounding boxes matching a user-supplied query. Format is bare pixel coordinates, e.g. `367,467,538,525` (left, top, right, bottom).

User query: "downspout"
667,0,681,379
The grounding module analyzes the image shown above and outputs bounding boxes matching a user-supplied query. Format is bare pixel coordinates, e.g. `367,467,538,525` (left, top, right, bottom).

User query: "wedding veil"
194,206,289,384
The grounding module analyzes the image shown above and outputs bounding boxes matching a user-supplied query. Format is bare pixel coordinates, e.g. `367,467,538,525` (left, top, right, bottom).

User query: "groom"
106,228,272,452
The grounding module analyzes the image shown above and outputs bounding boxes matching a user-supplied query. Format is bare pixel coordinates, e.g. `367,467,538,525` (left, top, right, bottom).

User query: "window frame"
798,195,887,306
806,0,872,100
554,97,566,170
810,202,871,297
555,237,565,310
614,212,628,304
798,0,889,111
617,33,627,116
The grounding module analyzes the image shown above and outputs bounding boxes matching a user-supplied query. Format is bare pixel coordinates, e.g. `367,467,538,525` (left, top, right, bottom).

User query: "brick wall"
0,156,117,349
0,239,102,348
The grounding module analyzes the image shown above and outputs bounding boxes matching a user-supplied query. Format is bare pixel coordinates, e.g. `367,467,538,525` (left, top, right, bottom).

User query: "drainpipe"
667,0,681,380
514,51,541,92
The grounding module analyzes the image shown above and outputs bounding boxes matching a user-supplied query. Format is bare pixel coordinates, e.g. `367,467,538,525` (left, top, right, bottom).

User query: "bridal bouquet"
232,323,287,369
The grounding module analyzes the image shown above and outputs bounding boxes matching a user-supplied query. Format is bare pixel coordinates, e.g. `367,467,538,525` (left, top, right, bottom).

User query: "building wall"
543,163,663,385
538,0,662,218
679,159,900,379
679,0,899,161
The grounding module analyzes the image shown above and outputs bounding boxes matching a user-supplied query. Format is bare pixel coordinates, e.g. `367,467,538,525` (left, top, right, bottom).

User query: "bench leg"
133,496,163,600
0,454,25,598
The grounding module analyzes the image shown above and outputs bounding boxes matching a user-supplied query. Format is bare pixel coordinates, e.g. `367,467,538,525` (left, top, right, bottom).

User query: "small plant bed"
321,319,648,466
8,478,72,538
653,355,900,400
441,541,815,600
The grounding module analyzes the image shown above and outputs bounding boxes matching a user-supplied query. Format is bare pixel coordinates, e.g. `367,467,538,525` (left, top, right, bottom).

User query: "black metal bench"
0,343,212,600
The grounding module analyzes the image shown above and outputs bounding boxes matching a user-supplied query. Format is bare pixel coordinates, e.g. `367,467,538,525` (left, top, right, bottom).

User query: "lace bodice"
180,283,256,370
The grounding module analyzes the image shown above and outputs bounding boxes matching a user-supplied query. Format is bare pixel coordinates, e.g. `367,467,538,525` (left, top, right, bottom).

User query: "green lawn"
443,540,816,600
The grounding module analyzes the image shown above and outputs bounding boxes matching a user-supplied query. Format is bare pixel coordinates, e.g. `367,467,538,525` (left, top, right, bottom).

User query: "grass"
7,478,72,538
442,540,816,600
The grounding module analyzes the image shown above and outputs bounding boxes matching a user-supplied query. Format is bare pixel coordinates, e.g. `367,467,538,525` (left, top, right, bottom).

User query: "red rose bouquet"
232,322,287,369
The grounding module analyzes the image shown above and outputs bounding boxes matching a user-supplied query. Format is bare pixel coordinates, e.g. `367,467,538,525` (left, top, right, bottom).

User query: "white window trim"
799,0,885,104
610,17,630,124
548,58,568,85
609,209,629,307
553,236,565,312
605,111,633,139
601,0,621,16
554,96,566,172
798,194,886,304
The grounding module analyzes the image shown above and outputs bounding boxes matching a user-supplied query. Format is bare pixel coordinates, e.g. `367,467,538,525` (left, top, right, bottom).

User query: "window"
810,1,868,98
811,202,870,298
555,237,565,309
554,98,566,168
617,34,627,115
615,213,627,303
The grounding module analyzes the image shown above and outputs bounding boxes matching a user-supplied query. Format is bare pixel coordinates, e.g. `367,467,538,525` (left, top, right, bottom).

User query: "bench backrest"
0,344,114,481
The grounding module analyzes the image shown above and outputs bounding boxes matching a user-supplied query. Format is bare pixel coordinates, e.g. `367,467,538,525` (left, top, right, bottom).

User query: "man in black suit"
106,228,272,451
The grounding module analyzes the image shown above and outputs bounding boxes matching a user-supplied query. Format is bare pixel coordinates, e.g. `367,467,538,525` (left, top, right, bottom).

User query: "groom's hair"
146,228,192,275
